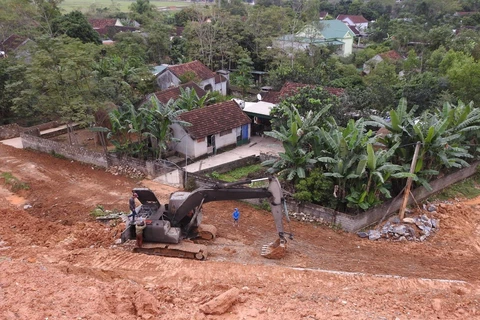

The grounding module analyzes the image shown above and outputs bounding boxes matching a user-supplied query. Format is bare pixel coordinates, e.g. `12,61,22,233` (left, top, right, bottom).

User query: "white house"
336,14,369,32
155,60,228,95
171,100,251,159
274,20,355,57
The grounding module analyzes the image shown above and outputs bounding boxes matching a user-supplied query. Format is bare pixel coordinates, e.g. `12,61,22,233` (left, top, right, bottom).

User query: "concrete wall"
21,133,108,167
214,129,237,149
20,132,178,179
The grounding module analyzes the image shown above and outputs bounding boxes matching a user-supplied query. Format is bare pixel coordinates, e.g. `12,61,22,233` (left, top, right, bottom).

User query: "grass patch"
0,172,30,192
207,164,265,182
90,205,123,217
429,171,480,201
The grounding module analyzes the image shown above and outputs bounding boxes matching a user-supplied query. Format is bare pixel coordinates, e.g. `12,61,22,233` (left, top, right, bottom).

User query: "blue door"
241,124,249,140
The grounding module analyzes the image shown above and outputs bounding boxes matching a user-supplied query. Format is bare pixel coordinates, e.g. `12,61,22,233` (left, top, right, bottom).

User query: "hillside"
0,143,479,319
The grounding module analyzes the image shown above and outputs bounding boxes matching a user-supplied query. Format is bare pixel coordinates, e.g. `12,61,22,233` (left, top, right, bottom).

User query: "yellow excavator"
120,177,293,260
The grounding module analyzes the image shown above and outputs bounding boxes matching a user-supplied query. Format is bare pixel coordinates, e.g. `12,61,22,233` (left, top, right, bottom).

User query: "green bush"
293,168,337,208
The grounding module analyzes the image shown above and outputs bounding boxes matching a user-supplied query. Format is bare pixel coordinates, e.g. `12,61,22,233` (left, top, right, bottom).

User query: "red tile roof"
178,100,251,139
337,14,368,24
89,19,117,29
348,25,360,35
168,60,217,81
278,82,314,99
261,91,281,104
319,11,328,19
154,82,206,104
1,34,29,52
261,82,344,104
379,50,402,61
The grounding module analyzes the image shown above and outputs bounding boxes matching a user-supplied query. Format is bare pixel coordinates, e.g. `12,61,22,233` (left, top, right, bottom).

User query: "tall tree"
52,11,101,44
11,36,101,142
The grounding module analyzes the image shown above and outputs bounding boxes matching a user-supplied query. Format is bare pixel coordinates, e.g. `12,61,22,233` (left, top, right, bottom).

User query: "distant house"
363,50,403,75
155,60,228,95
88,19,138,40
171,100,251,158
89,19,123,35
336,14,369,32
1,34,33,60
319,11,328,20
274,20,356,57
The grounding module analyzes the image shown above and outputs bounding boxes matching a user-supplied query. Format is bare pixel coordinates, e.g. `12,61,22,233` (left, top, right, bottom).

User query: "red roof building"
168,60,217,82
178,100,250,139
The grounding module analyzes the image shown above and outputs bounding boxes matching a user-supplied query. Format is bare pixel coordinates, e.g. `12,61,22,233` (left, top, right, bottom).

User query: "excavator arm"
167,177,292,258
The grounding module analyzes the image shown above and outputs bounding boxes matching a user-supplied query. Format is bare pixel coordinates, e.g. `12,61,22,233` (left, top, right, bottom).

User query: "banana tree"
176,87,214,111
262,105,325,182
441,100,480,158
107,104,144,154
365,97,418,164
346,142,415,211
409,110,472,187
316,119,376,211
140,97,191,159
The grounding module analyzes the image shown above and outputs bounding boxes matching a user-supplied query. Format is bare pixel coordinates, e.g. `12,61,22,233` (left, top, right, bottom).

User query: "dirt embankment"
0,144,479,319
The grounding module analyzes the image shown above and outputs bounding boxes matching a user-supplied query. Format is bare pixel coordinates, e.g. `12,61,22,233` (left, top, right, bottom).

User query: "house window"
204,84,213,92
220,130,230,136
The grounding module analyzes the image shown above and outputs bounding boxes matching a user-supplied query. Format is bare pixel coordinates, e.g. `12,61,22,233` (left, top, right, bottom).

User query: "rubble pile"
289,211,326,224
358,211,440,242
106,165,145,179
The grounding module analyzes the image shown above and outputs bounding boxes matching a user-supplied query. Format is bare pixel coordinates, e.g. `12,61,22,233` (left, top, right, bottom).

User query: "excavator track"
261,238,287,259
133,242,208,260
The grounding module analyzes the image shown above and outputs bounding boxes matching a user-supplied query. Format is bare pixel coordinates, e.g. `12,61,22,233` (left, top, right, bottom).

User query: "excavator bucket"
261,238,287,259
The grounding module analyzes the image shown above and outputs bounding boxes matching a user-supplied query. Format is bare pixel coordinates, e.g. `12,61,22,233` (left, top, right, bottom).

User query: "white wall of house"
214,81,227,95
171,124,250,159
156,70,181,90
214,129,237,149
342,35,354,56
342,18,368,30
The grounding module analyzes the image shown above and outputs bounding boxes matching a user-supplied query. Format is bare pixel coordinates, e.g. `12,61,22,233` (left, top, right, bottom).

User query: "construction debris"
359,212,440,242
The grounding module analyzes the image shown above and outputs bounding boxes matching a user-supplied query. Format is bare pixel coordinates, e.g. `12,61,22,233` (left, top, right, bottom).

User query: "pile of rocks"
289,211,326,224
358,213,440,242
106,165,145,179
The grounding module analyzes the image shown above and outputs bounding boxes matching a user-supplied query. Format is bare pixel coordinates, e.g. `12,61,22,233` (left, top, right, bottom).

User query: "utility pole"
399,141,421,220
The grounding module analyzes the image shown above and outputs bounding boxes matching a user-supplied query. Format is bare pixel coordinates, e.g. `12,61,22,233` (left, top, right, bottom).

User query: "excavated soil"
0,143,479,319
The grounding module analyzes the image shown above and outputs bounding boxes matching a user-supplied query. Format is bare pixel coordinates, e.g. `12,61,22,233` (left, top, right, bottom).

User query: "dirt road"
0,144,479,319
